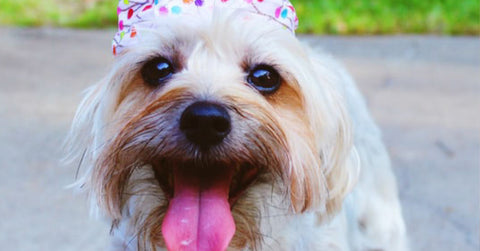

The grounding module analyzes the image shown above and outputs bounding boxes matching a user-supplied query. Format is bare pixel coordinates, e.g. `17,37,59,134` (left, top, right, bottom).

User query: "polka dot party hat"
112,0,298,55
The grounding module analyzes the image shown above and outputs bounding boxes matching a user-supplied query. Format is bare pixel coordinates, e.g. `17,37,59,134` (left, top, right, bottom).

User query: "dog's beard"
95,85,294,249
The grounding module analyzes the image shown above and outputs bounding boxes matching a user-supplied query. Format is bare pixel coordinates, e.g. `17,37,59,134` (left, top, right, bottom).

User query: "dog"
66,0,408,250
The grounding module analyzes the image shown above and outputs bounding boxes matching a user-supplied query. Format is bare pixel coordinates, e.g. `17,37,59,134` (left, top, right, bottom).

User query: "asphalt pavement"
0,28,478,250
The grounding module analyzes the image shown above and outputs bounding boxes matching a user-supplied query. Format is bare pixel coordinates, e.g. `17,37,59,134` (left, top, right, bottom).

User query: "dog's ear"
285,53,359,217
64,53,137,186
63,80,106,190
65,72,132,219
64,54,152,217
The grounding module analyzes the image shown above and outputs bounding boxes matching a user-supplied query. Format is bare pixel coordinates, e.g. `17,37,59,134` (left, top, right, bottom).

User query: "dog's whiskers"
74,148,87,180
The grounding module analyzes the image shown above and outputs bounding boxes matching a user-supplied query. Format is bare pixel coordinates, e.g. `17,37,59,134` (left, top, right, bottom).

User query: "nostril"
180,101,231,147
213,117,230,134
179,112,198,131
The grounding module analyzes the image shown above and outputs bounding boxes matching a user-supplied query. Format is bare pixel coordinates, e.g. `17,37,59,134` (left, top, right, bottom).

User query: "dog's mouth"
153,160,259,251
154,162,259,205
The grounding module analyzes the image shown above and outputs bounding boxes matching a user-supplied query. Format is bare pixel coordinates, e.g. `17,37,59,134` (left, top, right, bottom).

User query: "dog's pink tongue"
162,167,235,251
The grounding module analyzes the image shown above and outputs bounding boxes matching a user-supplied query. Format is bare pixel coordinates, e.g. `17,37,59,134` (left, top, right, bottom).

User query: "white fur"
66,11,408,251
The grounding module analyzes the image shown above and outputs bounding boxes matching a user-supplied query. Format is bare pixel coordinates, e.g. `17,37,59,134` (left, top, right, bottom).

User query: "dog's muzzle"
160,101,241,251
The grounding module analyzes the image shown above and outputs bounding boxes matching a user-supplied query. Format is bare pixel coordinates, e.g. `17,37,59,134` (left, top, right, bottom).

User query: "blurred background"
0,0,478,250
1,0,479,34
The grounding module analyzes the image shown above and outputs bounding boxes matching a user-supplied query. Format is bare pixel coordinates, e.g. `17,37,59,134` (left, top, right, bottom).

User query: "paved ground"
0,28,478,250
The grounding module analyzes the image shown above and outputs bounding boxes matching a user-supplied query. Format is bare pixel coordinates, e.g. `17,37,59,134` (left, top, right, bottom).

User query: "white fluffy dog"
66,1,407,250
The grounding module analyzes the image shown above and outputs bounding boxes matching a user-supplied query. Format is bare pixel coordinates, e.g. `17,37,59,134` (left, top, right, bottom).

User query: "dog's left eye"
247,65,281,94
141,57,175,87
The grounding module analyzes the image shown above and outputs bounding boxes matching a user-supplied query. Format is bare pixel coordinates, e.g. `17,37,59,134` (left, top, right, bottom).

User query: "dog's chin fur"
66,11,407,251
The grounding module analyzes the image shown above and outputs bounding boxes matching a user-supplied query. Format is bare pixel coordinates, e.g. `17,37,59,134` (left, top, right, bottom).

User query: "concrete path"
0,28,478,250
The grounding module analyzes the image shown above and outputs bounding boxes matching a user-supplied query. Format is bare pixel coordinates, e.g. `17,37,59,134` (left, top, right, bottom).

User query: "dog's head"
67,2,357,250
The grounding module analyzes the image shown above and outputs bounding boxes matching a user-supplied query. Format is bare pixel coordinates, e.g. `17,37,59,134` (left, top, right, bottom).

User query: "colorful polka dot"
130,27,137,37
143,5,152,11
275,6,281,18
171,6,182,14
159,6,169,14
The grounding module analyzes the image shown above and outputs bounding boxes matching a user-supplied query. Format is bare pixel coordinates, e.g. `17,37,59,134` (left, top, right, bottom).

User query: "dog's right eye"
141,57,175,87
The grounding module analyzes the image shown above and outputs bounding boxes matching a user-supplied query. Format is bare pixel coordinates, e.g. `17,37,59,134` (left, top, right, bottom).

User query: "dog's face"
68,12,355,250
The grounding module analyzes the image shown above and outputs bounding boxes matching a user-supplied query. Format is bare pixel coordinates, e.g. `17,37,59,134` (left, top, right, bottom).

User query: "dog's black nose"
180,101,231,148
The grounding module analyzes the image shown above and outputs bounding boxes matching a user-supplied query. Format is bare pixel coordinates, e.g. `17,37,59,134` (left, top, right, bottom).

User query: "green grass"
0,0,478,34
296,0,480,35
0,0,117,28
